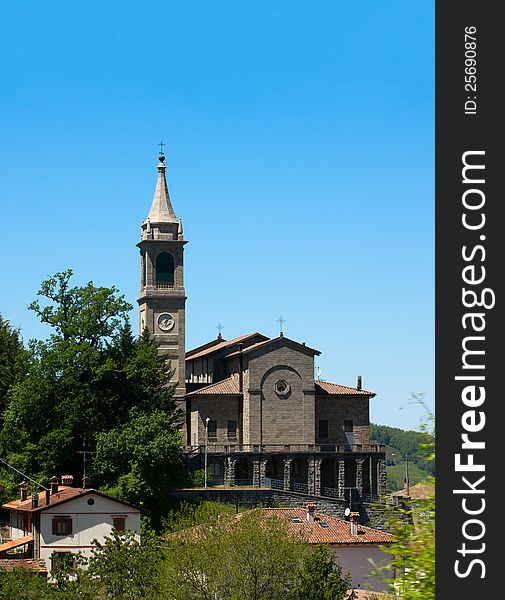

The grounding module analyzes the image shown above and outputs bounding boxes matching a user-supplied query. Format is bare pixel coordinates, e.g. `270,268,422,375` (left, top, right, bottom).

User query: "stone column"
259,458,267,488
338,459,345,500
225,457,236,487
356,459,364,495
283,457,292,491
371,458,378,496
307,458,315,494
253,458,261,488
314,457,322,496
378,458,386,497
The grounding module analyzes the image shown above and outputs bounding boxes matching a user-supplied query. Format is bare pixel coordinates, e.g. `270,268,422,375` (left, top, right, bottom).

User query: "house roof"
0,535,33,553
315,380,376,397
257,508,394,545
391,482,434,500
186,377,240,396
2,486,146,514
186,333,268,361
0,558,48,573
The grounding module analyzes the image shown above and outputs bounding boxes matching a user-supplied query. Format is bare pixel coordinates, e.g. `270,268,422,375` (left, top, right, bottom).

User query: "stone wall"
315,396,370,445
169,488,394,532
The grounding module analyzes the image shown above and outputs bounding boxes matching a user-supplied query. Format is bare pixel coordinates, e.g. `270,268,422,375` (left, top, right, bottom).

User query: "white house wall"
331,544,393,593
38,493,140,571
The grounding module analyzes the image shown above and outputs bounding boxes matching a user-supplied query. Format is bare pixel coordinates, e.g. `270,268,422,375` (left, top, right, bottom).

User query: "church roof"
146,153,179,223
315,380,375,397
225,335,320,358
186,377,240,396
186,333,267,361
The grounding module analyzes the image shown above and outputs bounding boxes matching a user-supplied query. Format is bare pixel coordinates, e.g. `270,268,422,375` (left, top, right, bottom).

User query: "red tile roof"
391,482,434,499
248,509,394,545
315,380,376,397
186,333,268,361
3,486,83,512
2,487,146,514
0,535,33,553
186,377,240,396
0,558,48,573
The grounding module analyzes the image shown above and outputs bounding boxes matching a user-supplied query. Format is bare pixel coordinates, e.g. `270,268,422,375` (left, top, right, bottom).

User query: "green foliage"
370,423,435,475
0,270,182,509
290,544,356,600
88,529,162,599
0,314,24,424
93,408,184,511
386,461,432,493
191,468,213,488
162,500,237,533
0,567,60,599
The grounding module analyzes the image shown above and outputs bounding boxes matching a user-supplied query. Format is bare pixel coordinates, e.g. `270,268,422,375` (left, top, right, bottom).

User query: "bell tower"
137,150,187,398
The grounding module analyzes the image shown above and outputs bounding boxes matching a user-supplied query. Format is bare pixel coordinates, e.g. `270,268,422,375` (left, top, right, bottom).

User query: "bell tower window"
156,252,174,287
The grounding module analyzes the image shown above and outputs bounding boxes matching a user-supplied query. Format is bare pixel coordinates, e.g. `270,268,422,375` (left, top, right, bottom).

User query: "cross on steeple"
216,323,224,339
276,315,286,335
158,140,165,155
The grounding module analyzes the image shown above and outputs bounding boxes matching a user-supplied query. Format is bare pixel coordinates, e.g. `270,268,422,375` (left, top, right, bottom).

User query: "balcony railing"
156,281,175,289
183,443,385,455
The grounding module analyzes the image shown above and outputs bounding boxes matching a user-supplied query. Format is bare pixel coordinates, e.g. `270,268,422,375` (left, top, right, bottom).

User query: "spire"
146,151,178,223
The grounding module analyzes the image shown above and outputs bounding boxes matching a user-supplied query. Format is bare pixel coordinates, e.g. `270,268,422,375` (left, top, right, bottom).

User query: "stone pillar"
259,458,267,488
283,457,292,491
225,456,236,487
314,457,322,496
356,459,364,495
378,458,386,497
253,458,261,488
338,459,345,500
371,458,378,496
308,458,315,494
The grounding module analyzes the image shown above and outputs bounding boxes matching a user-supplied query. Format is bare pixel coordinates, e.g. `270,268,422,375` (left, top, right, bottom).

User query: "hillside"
370,423,434,493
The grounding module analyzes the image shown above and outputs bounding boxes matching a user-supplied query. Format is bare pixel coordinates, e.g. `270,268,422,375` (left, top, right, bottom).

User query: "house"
257,504,395,593
137,151,386,502
1,475,143,574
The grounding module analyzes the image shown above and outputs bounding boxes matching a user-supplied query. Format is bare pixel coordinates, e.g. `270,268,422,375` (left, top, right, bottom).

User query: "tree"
0,270,182,504
375,401,435,599
87,529,161,599
93,408,184,511
290,544,356,600
0,314,23,422
160,509,315,600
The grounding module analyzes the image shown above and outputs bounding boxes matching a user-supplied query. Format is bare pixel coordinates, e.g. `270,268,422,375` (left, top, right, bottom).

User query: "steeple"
146,152,178,223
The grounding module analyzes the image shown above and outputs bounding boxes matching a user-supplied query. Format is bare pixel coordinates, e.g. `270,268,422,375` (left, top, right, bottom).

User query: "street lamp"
204,418,210,490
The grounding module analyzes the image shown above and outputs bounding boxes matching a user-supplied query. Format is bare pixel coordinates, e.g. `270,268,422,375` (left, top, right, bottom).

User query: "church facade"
138,152,386,501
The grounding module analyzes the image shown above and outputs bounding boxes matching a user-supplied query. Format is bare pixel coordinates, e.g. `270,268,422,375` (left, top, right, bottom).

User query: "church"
137,151,386,502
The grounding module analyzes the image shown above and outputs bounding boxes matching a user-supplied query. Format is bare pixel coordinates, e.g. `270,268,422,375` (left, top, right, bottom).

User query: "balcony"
183,443,385,455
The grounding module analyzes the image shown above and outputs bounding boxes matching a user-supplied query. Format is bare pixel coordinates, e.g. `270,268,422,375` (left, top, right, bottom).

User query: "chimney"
357,375,362,390
350,511,360,536
306,502,315,523
82,475,90,489
45,489,51,506
31,493,38,509
49,475,60,495
61,474,74,487
19,481,28,502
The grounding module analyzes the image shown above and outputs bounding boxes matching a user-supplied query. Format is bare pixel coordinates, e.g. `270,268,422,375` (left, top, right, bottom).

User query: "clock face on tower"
157,312,175,332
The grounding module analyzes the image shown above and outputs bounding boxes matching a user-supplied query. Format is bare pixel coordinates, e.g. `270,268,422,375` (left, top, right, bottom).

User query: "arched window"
141,254,147,287
156,252,174,285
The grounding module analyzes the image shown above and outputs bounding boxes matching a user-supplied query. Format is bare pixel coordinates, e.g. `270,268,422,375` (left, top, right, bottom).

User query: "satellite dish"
344,507,351,517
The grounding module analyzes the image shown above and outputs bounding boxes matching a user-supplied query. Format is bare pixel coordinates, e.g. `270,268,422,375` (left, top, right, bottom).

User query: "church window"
141,253,147,287
227,420,237,439
344,420,354,432
318,420,329,439
155,252,175,285
207,419,217,439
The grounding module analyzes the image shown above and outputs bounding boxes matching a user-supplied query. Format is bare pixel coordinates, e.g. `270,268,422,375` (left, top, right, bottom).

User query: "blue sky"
0,1,434,430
